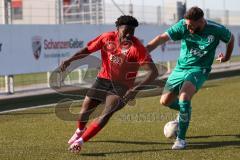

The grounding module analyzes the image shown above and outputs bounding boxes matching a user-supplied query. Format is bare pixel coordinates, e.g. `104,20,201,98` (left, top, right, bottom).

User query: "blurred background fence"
1,0,240,25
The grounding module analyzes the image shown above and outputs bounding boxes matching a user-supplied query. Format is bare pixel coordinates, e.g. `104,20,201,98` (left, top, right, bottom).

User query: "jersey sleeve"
217,26,232,43
166,19,185,41
87,34,104,53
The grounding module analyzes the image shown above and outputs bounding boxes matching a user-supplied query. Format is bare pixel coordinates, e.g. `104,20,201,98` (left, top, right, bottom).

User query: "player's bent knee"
179,92,191,101
160,98,170,107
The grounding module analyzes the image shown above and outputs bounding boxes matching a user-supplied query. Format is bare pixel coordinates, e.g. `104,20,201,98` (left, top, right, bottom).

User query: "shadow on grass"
187,134,240,139
188,140,240,150
186,134,240,149
80,140,171,157
81,149,170,157
80,137,240,156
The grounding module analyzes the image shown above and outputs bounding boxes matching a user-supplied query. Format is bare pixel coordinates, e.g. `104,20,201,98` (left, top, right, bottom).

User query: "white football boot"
68,128,86,144
172,138,186,150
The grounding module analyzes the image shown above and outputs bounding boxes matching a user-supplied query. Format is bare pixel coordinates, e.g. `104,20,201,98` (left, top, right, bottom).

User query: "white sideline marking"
0,103,56,114
0,100,84,114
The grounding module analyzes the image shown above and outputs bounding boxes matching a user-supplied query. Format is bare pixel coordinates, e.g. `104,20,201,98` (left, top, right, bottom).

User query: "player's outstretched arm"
216,34,235,63
60,47,90,71
134,60,159,89
123,60,158,102
146,33,170,53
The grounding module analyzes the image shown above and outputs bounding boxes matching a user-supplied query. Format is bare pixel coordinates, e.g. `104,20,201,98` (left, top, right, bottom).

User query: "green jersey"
166,19,231,72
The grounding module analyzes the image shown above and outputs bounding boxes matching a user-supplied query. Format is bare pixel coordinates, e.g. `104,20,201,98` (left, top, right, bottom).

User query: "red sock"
77,121,87,130
81,121,102,142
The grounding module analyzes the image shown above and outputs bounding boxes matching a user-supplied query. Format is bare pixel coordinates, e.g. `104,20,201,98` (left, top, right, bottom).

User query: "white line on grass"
0,103,56,114
0,100,84,114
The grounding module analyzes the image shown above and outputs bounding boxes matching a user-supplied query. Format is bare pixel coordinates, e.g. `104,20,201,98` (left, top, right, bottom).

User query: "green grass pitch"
0,76,240,160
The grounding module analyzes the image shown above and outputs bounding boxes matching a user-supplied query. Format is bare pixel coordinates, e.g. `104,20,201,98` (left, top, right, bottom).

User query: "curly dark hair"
115,15,139,27
184,6,204,21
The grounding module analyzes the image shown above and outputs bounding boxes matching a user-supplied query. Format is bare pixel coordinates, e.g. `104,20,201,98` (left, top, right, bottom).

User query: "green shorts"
164,68,209,94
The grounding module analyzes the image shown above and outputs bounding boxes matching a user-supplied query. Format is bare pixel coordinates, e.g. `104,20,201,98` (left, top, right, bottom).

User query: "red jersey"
87,31,152,88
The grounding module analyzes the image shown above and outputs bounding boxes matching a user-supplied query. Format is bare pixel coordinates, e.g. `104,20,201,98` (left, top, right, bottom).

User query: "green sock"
169,99,180,111
178,100,192,140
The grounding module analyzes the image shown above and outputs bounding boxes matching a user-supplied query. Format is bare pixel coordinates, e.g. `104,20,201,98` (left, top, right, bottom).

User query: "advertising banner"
0,24,239,75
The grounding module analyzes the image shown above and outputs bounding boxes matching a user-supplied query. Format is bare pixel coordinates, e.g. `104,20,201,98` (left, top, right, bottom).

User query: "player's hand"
216,53,227,63
60,59,71,72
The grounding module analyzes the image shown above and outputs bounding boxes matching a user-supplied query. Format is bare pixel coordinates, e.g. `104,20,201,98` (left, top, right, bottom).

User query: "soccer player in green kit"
146,6,234,149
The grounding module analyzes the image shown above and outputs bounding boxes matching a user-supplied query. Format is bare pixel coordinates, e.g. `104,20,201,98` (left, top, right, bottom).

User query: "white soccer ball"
163,121,178,139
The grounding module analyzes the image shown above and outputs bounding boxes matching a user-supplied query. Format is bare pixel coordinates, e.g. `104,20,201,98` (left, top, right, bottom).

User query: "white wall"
14,0,57,24
0,0,57,24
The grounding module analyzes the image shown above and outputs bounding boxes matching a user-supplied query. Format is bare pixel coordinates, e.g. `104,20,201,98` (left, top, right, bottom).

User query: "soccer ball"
163,121,178,139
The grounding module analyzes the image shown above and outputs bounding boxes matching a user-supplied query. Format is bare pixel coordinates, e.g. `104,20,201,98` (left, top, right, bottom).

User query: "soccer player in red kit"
60,15,158,153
